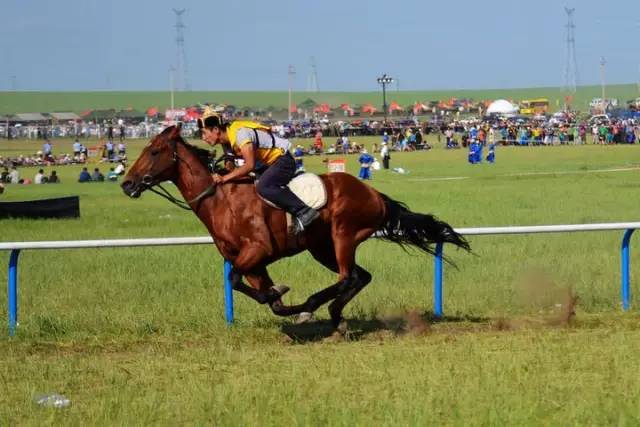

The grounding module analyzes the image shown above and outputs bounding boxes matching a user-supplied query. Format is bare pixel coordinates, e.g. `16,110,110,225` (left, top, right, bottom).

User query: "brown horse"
122,125,469,333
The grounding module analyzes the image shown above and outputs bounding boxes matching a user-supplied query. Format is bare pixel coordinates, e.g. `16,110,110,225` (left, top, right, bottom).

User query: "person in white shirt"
34,169,45,184
9,167,19,184
114,162,126,175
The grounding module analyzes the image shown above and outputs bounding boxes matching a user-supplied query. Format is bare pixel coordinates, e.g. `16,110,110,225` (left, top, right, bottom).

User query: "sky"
1,0,639,92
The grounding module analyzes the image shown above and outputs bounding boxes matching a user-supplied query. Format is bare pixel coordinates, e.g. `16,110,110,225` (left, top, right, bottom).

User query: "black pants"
256,153,307,214
383,156,390,169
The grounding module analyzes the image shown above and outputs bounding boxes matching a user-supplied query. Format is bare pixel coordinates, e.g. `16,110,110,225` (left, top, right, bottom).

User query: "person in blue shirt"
468,141,477,164
105,141,115,161
358,149,374,180
72,139,82,156
486,143,496,163
42,140,52,160
382,132,389,144
293,145,305,172
78,167,91,182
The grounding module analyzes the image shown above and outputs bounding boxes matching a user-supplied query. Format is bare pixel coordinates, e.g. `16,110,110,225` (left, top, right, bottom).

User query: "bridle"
140,136,231,211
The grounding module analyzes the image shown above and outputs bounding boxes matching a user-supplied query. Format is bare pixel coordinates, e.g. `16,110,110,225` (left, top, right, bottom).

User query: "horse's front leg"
228,245,288,305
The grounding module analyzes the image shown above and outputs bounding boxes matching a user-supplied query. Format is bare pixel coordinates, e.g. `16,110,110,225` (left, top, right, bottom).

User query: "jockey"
198,107,320,234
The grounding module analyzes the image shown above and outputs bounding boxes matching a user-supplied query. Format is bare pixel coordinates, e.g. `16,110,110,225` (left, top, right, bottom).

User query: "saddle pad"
288,173,327,210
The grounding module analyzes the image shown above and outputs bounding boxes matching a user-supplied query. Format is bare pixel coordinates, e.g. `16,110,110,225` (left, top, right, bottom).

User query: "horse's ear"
169,123,182,139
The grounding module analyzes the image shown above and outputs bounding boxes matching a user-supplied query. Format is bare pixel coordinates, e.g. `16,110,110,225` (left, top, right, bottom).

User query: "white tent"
486,100,519,116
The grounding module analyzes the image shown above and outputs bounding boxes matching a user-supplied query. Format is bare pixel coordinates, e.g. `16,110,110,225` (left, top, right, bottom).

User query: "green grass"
1,137,640,425
1,83,639,115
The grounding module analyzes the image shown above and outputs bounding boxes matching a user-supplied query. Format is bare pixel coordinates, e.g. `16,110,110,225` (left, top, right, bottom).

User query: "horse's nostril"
121,180,134,194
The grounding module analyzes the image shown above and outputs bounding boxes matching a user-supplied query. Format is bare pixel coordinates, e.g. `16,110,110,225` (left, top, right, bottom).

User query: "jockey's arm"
220,143,255,183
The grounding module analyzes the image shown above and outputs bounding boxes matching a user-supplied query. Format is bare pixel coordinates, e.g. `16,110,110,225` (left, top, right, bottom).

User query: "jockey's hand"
212,174,225,185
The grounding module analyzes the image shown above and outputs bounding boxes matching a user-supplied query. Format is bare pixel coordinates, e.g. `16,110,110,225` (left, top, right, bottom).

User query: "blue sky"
1,0,639,91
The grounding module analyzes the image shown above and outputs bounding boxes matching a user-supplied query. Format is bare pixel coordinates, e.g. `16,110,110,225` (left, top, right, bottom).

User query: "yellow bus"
519,98,549,115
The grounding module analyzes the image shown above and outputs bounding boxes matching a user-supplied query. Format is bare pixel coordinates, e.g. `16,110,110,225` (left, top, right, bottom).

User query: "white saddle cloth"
287,173,327,209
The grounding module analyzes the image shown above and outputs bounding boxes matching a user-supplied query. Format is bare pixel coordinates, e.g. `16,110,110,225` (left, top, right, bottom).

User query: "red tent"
361,103,377,115
313,103,331,114
290,104,297,113
389,101,403,112
146,107,159,117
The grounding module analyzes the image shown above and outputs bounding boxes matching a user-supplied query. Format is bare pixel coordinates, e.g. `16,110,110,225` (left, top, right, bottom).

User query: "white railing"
2,222,639,336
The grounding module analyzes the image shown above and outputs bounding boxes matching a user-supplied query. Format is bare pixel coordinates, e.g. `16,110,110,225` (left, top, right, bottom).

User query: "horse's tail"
377,193,471,257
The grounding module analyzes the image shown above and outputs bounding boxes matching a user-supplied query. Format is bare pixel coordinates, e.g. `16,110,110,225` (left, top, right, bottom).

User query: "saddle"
257,173,327,233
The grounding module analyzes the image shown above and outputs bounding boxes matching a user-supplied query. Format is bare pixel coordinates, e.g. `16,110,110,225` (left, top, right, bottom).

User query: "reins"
142,137,224,211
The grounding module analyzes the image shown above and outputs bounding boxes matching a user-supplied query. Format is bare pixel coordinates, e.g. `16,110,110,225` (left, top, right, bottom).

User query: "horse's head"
121,124,182,198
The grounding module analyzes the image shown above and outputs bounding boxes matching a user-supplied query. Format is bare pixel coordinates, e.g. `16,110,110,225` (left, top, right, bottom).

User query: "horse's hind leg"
328,265,372,334
327,236,373,333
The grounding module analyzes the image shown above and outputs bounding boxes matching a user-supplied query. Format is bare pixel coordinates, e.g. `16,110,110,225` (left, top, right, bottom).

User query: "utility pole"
307,57,318,92
288,65,296,122
169,67,175,111
563,7,579,94
600,56,606,111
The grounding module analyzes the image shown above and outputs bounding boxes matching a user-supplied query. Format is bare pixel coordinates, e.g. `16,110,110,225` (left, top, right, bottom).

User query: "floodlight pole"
288,65,296,122
377,74,393,124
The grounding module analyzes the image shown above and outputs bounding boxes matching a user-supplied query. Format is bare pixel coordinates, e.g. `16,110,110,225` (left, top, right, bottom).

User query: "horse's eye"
150,149,160,156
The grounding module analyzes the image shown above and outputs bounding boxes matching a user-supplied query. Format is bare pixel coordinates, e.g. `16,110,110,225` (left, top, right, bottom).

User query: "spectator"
34,169,47,184
293,145,305,172
48,170,60,183
1,167,9,183
73,138,82,156
91,167,105,182
105,140,115,161
119,122,126,142
107,167,119,181
117,141,126,157
313,131,323,152
78,167,92,183
114,161,126,175
358,149,374,180
381,142,391,170
42,139,52,159
9,166,19,184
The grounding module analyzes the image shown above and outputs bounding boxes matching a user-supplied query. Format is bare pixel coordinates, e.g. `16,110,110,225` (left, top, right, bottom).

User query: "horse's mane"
180,138,215,167
161,125,214,169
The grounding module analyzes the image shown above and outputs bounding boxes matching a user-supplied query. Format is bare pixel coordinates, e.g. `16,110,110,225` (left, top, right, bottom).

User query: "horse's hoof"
335,318,348,335
272,284,290,297
295,312,313,324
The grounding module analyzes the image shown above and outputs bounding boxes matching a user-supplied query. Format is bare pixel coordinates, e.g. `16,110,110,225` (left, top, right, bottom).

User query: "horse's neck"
173,144,214,204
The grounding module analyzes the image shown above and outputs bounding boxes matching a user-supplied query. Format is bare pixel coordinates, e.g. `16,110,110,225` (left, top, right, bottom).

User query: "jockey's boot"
293,206,320,235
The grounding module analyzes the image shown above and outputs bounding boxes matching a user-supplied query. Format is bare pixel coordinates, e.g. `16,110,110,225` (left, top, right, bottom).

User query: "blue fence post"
434,243,444,318
8,249,20,337
621,229,635,311
223,260,234,324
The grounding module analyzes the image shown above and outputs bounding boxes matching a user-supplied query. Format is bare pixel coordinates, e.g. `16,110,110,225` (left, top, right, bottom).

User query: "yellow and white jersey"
227,121,290,166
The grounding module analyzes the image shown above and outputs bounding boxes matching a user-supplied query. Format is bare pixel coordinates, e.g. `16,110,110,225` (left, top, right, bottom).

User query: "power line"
173,8,191,91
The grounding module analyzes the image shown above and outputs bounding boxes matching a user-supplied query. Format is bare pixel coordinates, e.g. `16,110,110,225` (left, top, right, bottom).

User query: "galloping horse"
122,125,469,333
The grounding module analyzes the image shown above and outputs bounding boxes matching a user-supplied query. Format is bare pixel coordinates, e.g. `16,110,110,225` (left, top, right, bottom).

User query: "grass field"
1,83,639,115
2,135,640,425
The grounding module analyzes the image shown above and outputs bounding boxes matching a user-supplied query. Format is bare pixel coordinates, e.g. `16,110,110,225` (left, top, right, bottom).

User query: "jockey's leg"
256,153,319,233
